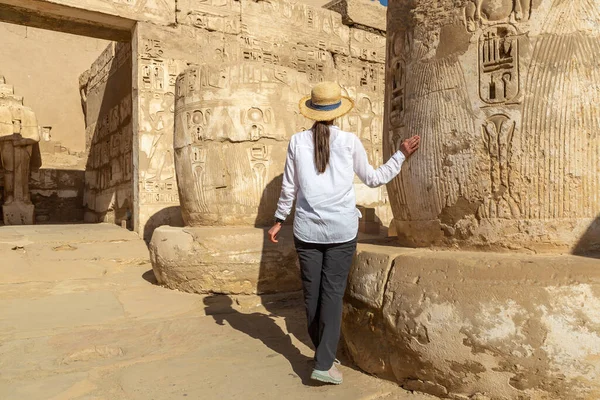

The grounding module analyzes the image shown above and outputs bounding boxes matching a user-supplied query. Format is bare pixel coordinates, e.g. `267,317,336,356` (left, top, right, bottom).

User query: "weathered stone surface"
2,202,34,225
343,244,600,399
346,246,400,309
241,0,350,56
149,226,301,295
383,0,600,253
350,27,386,64
177,0,241,34
325,0,386,32
80,42,133,227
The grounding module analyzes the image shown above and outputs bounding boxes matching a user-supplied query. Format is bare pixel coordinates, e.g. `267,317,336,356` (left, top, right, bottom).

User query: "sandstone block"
343,244,600,399
149,226,301,295
346,245,402,308
2,202,34,225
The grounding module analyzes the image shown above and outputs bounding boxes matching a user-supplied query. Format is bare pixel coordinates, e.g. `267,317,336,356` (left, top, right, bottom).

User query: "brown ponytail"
313,121,331,173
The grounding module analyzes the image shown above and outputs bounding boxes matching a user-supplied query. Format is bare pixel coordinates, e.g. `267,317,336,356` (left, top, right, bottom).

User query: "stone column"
341,2,600,399
384,0,600,253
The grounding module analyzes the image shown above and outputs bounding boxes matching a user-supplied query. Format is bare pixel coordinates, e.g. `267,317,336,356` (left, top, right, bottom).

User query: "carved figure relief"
356,96,376,141
479,25,519,104
464,0,532,32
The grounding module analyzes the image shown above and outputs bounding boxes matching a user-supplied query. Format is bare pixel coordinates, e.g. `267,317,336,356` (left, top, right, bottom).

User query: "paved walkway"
0,224,434,400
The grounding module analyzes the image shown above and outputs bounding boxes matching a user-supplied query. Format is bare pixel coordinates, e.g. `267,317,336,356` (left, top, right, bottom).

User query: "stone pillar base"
343,244,600,399
149,226,301,295
2,202,34,225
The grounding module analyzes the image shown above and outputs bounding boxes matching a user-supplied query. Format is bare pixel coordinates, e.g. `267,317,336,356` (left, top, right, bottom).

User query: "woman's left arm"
274,139,297,221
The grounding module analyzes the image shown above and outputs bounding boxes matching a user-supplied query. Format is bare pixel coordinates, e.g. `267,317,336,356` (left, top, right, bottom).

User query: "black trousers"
294,236,357,371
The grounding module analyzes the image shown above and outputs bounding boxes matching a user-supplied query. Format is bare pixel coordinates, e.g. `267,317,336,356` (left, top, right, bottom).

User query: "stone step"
0,84,14,95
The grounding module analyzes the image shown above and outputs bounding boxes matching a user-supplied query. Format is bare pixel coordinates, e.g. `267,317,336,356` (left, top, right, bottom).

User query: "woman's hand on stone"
400,135,420,158
268,223,282,243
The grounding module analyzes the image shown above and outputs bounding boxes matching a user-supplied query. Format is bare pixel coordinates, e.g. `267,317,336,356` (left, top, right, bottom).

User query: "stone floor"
0,223,434,400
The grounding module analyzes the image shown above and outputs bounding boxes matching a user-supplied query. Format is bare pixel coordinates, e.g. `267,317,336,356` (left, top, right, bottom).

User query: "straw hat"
299,81,354,121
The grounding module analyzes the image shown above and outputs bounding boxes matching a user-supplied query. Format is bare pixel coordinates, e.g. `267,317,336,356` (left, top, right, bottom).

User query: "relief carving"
142,39,164,59
242,107,274,141
464,0,532,32
480,114,520,219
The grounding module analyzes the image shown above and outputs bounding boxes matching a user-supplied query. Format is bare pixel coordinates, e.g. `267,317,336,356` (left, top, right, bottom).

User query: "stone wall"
136,0,389,238
81,42,133,227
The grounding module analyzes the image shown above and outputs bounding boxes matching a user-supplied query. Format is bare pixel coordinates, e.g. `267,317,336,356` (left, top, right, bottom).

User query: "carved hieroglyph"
0,75,41,225
384,0,600,252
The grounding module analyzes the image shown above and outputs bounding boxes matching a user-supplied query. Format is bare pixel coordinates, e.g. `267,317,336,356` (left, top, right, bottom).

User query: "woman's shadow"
203,294,314,384
203,175,320,385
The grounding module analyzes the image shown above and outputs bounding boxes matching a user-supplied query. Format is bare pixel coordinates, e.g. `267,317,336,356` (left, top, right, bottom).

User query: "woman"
268,81,420,385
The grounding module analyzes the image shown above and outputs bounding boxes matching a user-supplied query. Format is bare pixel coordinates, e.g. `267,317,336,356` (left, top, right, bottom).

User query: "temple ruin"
0,0,599,399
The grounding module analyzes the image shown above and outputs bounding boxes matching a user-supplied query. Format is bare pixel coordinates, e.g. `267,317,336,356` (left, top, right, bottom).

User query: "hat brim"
298,96,354,122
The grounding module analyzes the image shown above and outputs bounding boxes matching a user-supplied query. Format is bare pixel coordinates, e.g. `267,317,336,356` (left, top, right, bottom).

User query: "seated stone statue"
0,84,41,225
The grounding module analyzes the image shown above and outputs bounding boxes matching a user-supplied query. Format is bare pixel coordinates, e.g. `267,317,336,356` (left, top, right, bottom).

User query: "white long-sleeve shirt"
275,126,406,244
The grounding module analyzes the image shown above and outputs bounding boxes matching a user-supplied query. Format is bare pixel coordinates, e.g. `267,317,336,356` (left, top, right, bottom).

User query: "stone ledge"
343,244,600,399
149,225,301,295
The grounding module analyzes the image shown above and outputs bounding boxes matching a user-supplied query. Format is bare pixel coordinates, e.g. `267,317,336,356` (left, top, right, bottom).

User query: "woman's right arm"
353,135,420,188
274,138,297,221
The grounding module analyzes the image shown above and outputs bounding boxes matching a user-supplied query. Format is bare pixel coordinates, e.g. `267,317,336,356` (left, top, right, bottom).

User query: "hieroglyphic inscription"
388,31,407,128
179,0,241,34
138,37,180,206
350,29,386,64
241,0,349,56
479,24,519,104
